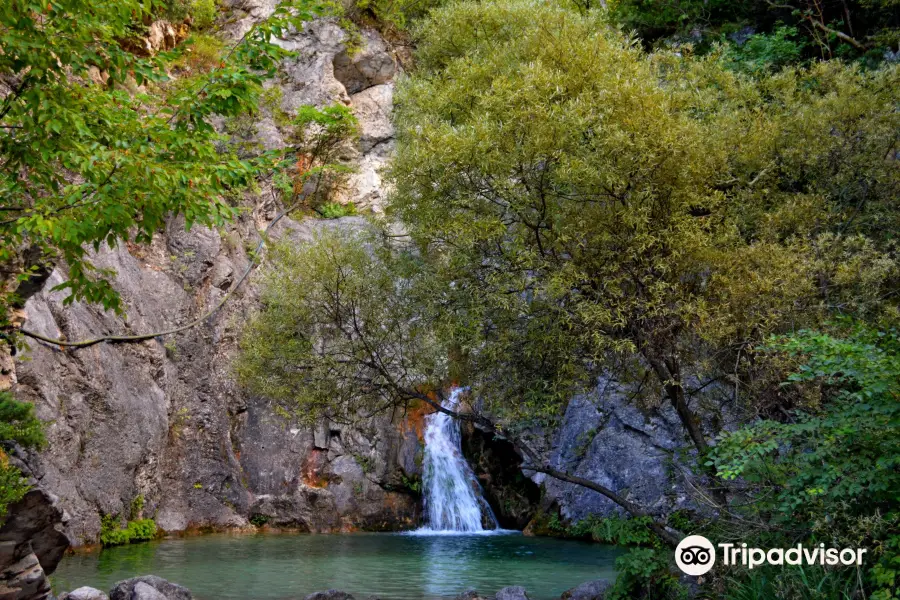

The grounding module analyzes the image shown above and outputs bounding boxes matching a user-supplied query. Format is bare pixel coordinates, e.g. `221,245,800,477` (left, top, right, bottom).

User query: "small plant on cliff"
0,392,45,522
100,514,158,547
249,513,270,527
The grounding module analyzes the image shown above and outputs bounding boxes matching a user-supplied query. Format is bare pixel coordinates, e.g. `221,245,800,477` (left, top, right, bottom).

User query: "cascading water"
417,388,500,533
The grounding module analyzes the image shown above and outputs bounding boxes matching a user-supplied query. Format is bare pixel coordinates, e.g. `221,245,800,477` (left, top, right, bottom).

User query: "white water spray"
417,388,500,533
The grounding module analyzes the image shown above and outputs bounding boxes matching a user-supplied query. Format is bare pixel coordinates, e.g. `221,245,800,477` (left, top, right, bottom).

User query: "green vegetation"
164,0,219,28
0,392,45,522
608,0,900,67
250,513,270,527
706,325,900,599
100,514,158,547
316,202,357,219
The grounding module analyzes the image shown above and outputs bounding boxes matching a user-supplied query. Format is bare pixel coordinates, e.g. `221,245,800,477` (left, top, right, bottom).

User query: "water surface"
52,532,619,600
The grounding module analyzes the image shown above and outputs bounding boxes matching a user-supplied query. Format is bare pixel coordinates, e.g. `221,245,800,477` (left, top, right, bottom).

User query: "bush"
709,325,900,600
0,392,45,523
100,514,158,546
316,202,357,219
191,0,217,29
725,26,805,73
171,34,225,73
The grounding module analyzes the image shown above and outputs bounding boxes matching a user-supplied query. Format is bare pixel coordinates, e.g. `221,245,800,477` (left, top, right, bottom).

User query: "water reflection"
53,532,620,600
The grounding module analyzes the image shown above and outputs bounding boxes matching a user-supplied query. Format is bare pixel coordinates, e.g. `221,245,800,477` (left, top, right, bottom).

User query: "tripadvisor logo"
675,535,867,576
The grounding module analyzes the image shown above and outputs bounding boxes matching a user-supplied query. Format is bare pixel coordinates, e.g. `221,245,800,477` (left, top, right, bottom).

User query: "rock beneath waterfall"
59,588,109,600
494,587,531,600
456,590,489,600
304,591,356,600
109,576,192,600
560,579,612,600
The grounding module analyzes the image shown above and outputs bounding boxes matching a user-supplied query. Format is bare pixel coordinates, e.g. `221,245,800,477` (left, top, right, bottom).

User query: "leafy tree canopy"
0,0,331,336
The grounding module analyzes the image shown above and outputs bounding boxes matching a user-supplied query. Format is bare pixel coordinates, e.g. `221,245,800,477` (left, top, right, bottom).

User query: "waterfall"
417,388,500,533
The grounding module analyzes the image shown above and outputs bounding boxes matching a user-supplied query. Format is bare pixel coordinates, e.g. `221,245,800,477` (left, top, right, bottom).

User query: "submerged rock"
304,591,355,600
495,587,531,600
560,579,612,600
456,590,488,600
109,576,192,600
59,588,109,600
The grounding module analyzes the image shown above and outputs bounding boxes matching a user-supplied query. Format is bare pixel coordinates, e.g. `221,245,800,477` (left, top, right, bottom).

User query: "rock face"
0,483,69,600
525,375,734,525
11,15,418,549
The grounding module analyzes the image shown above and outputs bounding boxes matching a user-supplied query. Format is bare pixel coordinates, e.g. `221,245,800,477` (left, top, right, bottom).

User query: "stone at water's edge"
560,579,611,600
58,588,109,600
494,587,531,600
108,576,192,600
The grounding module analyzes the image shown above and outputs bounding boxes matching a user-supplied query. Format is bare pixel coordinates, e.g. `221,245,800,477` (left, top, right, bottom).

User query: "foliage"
0,392,45,450
724,26,806,73
0,461,30,525
609,547,686,600
0,0,333,340
99,514,158,546
285,104,359,210
607,0,900,65
316,202,357,219
0,392,45,522
164,0,218,28
549,512,665,547
399,473,422,494
390,0,899,433
171,34,226,73
344,0,445,31
249,513,270,527
236,228,446,423
710,325,900,599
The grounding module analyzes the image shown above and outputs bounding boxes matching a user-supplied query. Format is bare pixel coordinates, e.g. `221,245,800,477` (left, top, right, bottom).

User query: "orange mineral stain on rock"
300,448,328,488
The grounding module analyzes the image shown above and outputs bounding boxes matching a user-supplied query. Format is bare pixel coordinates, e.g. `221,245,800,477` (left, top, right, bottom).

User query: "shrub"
100,514,158,546
725,26,805,73
0,392,45,523
171,34,225,73
191,0,217,29
317,202,357,219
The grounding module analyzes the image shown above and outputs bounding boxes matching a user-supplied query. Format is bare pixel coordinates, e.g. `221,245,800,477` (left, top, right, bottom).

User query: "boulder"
560,579,612,600
60,587,110,600
132,582,169,600
304,592,355,600
456,590,488,600
109,576,192,600
495,587,530,600
0,486,69,600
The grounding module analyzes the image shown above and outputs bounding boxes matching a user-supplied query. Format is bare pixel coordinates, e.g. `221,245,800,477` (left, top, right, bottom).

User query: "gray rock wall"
527,374,736,524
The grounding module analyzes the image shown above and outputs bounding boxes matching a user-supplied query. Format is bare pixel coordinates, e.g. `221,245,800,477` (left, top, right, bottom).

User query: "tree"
0,0,331,342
